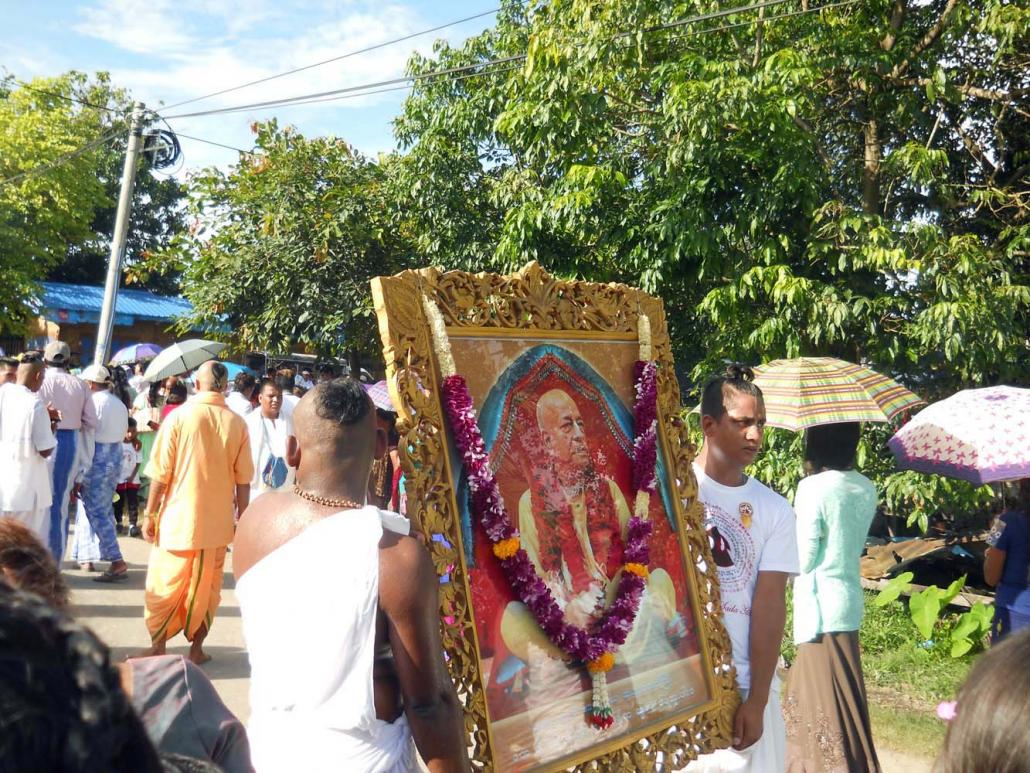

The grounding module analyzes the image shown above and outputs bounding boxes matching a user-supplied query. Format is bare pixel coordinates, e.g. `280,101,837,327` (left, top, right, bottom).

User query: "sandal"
93,569,129,583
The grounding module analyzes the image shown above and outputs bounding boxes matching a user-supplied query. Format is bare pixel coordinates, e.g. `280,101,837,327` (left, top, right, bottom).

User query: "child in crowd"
115,417,143,538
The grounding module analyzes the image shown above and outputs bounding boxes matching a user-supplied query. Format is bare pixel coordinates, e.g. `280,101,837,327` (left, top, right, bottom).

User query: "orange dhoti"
145,546,227,644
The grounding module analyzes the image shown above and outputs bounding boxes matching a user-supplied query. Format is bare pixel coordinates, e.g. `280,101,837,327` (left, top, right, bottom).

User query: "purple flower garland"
439,360,659,665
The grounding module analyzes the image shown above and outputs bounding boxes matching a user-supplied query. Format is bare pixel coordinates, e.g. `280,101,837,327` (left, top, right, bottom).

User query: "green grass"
868,701,947,760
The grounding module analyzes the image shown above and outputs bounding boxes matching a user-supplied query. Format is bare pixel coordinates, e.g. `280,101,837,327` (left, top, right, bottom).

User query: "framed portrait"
372,263,737,771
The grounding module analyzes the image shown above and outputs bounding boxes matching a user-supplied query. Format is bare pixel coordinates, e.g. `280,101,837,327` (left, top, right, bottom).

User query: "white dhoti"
682,679,785,773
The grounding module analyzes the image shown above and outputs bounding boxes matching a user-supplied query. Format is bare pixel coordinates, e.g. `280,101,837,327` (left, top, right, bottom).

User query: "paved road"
69,533,933,772
68,530,251,721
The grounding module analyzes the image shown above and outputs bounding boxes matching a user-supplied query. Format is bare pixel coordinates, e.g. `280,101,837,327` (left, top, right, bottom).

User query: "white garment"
237,506,415,773
244,411,296,496
0,384,56,512
693,463,799,690
120,442,142,484
682,679,786,773
131,391,157,432
279,393,300,420
226,390,254,417
92,390,129,444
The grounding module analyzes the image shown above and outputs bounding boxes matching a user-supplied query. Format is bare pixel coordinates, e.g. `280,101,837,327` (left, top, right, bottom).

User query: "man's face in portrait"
536,389,591,474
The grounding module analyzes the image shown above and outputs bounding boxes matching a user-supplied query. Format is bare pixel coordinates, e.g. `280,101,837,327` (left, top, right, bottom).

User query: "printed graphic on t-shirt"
703,501,756,608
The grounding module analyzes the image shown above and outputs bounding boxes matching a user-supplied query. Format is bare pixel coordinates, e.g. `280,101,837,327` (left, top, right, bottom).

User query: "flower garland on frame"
423,296,660,730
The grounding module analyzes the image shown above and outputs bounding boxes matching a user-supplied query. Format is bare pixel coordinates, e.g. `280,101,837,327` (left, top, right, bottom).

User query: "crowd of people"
0,342,1026,772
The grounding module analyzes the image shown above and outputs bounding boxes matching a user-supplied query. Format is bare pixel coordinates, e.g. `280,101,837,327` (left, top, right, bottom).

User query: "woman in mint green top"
784,422,880,772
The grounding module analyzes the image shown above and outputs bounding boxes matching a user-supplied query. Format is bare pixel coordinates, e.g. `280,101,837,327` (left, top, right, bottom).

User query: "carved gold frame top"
372,262,738,771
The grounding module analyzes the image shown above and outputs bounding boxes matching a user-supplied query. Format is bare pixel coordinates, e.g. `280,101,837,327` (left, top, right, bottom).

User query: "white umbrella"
141,339,227,383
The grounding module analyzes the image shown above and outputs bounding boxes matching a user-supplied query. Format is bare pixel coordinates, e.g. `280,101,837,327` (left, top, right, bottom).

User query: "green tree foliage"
394,0,1027,529
158,121,414,358
0,72,189,333
393,0,1029,394
0,73,111,331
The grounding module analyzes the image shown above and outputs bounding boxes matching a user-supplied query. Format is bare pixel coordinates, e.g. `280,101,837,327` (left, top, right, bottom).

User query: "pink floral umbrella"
888,386,1030,485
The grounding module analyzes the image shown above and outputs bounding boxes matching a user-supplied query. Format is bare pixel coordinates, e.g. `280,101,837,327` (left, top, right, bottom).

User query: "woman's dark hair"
233,372,256,395
803,422,862,472
166,381,188,405
700,363,763,421
938,628,1030,773
0,520,69,609
108,366,132,409
259,377,281,395
148,380,162,404
0,585,163,772
376,408,400,446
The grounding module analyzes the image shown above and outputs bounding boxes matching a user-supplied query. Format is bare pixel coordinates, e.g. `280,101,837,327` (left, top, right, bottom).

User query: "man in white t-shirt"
687,364,799,773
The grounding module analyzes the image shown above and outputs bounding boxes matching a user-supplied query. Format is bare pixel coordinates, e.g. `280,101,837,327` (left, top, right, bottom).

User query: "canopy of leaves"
392,0,1027,529
393,0,1029,396
0,72,189,333
1,73,112,331
159,121,415,358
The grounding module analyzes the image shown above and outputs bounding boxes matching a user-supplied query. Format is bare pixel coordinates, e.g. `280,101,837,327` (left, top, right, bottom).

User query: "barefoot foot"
188,649,212,665
126,644,166,661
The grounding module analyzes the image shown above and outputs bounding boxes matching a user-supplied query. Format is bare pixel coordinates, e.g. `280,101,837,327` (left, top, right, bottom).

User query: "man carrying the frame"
687,364,799,773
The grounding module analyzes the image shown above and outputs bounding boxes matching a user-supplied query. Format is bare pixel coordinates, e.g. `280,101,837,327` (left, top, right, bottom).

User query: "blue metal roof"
39,282,193,326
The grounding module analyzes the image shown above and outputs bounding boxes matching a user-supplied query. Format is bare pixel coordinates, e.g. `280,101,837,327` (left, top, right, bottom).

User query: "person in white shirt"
294,369,315,391
0,359,57,544
244,378,295,499
276,374,300,420
226,372,256,417
75,365,130,582
687,364,799,773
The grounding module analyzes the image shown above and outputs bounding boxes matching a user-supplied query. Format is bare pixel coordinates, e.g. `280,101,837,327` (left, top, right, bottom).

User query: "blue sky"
1,0,498,172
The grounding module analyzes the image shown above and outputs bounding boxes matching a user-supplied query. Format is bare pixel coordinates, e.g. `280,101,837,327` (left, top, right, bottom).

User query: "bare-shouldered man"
233,378,469,773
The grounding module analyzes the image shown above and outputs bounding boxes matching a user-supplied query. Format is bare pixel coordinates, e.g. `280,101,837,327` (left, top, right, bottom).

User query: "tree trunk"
348,348,361,378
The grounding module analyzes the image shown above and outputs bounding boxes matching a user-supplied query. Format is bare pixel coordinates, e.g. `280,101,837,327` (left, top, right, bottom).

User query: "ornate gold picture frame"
372,262,738,771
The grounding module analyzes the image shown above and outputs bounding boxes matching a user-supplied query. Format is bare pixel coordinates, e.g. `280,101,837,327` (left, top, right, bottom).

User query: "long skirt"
784,631,880,773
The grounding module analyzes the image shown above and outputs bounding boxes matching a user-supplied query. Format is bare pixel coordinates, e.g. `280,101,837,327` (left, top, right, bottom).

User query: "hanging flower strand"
425,295,659,730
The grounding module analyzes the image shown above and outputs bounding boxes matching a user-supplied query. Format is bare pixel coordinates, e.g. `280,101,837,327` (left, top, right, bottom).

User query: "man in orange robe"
135,361,253,664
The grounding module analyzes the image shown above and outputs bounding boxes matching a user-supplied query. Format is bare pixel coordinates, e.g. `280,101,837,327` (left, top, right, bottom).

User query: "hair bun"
725,363,755,383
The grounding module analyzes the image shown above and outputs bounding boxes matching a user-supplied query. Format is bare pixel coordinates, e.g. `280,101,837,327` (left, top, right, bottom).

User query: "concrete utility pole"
94,101,146,366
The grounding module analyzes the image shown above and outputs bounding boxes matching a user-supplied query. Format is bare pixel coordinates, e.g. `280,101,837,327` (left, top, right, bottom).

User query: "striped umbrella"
888,386,1030,484
752,357,924,431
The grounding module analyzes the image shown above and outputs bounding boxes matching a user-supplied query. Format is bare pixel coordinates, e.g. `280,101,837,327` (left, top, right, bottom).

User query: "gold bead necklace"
293,485,364,510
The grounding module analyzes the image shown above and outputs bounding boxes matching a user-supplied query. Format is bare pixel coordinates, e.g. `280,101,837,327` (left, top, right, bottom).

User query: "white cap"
80,364,111,383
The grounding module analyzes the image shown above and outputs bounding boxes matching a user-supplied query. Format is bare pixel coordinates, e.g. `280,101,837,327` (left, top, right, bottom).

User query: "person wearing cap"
72,365,129,582
38,341,98,561
294,369,315,391
0,358,56,545
364,381,400,510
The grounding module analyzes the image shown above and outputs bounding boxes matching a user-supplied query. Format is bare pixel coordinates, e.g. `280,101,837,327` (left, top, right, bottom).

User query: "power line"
660,0,859,44
0,130,122,188
2,75,124,114
159,6,503,112
169,130,255,155
165,62,523,119
160,0,798,120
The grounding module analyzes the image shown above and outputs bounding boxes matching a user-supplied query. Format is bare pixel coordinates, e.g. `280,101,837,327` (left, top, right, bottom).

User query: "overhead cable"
2,76,125,114
159,6,503,112
160,0,804,119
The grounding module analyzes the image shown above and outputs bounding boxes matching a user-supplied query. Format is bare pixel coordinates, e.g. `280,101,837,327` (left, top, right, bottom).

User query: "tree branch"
891,0,959,78
880,0,907,52
752,4,766,69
